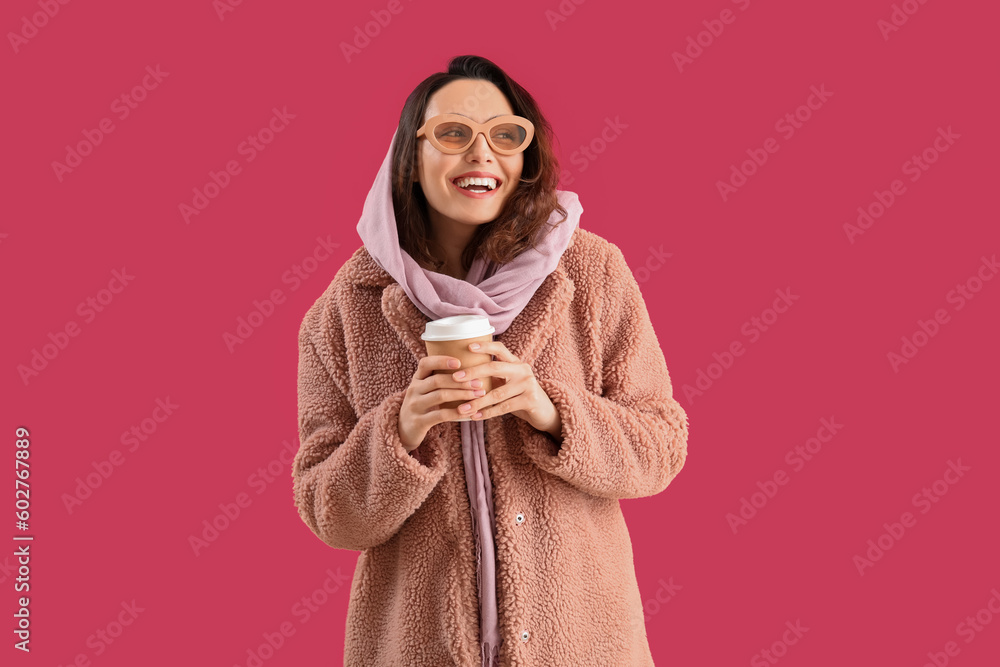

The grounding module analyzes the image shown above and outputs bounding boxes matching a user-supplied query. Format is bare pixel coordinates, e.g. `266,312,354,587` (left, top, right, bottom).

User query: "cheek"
422,153,454,186
504,158,524,185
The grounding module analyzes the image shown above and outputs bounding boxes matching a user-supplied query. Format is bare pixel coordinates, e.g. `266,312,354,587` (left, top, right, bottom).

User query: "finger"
427,368,474,393
462,378,523,417
417,385,484,415
451,359,502,384
465,340,517,363
470,390,526,420
417,373,480,413
416,354,462,381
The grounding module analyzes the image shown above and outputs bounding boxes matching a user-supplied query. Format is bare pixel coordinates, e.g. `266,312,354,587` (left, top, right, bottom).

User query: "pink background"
4,0,998,665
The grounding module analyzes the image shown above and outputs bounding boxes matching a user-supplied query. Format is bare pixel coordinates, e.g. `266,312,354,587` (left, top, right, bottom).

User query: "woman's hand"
398,355,488,452
449,341,561,438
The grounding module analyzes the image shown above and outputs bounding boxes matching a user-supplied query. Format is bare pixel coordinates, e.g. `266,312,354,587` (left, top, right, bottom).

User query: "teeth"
454,176,497,190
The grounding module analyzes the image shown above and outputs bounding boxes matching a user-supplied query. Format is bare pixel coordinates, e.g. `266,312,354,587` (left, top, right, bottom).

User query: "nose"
466,132,494,161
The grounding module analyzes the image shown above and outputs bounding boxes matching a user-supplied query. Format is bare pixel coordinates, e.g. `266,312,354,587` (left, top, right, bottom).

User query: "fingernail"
474,389,485,397
460,404,471,412
448,359,460,368
454,371,466,379
470,343,480,350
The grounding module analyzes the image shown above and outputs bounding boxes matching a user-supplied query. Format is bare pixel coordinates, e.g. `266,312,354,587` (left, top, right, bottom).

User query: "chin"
455,213,496,226
448,200,502,218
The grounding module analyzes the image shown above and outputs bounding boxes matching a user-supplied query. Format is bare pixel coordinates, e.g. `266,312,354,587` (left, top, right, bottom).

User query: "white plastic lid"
420,315,495,342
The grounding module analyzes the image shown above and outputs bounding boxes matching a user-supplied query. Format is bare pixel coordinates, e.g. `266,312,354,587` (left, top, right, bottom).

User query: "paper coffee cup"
421,315,496,421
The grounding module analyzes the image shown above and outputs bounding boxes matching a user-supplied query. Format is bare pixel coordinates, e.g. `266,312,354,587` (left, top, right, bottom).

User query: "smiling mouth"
451,176,501,192
450,179,502,199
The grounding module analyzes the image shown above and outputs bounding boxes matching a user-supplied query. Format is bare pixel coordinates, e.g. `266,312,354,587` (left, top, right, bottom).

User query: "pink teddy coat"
292,226,690,666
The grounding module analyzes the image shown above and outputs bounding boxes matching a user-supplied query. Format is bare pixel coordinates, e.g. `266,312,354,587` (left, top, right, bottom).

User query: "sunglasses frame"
416,114,535,156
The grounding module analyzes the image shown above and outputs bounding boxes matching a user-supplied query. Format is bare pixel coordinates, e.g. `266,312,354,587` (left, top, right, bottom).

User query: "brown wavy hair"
391,55,567,276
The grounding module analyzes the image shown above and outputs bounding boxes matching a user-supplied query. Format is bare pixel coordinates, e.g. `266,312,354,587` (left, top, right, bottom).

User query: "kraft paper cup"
421,315,496,421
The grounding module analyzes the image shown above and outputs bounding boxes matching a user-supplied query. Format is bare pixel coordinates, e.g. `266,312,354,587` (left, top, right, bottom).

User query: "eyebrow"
449,113,505,121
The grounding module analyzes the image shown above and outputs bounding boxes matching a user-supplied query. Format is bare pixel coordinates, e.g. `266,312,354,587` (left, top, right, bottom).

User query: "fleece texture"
292,225,690,666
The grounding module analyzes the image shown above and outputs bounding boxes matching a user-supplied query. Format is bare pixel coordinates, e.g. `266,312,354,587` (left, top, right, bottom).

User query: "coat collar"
344,235,577,368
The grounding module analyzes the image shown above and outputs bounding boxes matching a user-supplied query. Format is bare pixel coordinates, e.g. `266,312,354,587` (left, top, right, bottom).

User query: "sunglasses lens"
490,122,528,151
434,121,474,149
433,120,529,152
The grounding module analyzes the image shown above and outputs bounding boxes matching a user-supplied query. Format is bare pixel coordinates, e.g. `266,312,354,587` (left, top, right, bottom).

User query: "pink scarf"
356,129,582,666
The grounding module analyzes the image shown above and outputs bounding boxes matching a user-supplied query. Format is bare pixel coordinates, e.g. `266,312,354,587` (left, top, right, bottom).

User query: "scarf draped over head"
357,129,582,336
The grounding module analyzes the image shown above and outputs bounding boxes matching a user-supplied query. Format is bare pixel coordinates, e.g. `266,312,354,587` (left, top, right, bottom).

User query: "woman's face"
415,79,524,229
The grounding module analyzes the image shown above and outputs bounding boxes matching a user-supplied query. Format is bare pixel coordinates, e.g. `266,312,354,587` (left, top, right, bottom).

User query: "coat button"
520,630,530,642
515,513,525,525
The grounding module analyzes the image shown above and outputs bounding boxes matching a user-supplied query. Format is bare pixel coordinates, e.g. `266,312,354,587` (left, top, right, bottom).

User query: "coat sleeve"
292,292,449,551
516,244,690,500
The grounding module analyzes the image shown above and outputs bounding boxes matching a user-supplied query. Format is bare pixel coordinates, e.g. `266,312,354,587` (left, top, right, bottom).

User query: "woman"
293,55,690,666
